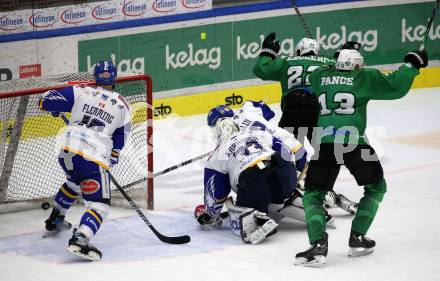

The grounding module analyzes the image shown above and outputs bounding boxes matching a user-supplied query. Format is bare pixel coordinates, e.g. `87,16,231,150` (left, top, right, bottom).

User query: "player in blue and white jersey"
39,61,131,261
195,102,312,244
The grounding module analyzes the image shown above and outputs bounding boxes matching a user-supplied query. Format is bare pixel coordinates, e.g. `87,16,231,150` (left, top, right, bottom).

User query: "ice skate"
67,229,102,261
43,208,72,238
294,232,328,266
348,231,375,257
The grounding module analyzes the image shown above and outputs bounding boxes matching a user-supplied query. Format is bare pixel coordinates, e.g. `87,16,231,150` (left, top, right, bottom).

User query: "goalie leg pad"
225,198,279,244
239,210,278,244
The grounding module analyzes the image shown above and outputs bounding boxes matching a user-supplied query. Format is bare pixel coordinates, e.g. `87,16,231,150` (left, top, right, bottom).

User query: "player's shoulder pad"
42,87,72,101
245,100,275,121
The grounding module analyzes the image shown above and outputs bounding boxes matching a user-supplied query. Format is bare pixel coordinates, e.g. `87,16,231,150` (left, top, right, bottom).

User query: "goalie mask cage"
0,73,153,213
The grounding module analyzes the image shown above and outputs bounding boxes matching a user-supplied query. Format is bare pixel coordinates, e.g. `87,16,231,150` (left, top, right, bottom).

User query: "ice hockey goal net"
0,73,153,212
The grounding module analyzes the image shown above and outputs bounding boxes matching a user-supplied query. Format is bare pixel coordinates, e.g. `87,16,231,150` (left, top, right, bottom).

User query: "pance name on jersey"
82,104,114,124
320,76,354,86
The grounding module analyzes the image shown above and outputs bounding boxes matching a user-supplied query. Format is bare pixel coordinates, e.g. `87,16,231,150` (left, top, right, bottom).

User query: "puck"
41,202,50,210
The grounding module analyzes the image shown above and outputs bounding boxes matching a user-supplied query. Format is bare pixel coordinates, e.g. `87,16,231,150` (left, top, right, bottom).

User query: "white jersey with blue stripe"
39,85,131,169
233,101,302,154
202,101,306,218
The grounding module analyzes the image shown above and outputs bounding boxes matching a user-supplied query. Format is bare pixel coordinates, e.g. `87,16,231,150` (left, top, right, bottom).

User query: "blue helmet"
93,60,117,86
207,105,234,127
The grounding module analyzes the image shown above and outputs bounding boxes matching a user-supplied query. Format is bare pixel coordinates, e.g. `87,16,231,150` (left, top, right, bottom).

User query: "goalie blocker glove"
260,33,281,59
404,50,428,69
194,204,222,230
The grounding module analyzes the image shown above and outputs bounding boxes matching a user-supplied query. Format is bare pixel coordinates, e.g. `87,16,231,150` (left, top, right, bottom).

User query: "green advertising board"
78,2,440,92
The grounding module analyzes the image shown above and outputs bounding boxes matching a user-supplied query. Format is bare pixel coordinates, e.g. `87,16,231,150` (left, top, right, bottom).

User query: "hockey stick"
109,173,191,244
291,0,313,39
112,151,212,190
60,114,191,244
154,151,211,177
419,0,440,50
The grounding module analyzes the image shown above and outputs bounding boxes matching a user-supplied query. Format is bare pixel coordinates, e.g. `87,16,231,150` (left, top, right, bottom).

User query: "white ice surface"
1,87,440,281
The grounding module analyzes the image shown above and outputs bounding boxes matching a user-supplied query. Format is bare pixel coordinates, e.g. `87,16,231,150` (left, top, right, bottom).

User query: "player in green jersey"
294,48,428,266
253,33,330,144
253,33,360,215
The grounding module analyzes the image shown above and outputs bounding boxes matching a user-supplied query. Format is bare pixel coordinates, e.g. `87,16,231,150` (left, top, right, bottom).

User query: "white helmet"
212,118,239,144
295,38,320,56
336,49,364,71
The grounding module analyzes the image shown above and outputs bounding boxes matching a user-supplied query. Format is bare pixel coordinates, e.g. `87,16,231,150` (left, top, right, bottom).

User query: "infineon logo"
92,4,117,20
153,0,177,13
61,8,87,24
0,15,24,31
182,0,207,9
29,12,56,28
122,1,148,17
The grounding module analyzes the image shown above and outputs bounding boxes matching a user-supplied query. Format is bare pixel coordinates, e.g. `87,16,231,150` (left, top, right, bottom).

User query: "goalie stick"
291,0,313,39
420,0,440,51
60,114,191,245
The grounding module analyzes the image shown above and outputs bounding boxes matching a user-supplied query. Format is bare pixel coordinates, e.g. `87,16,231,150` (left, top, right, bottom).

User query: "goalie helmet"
295,38,320,56
93,60,117,86
207,105,234,127
336,49,364,71
213,118,239,144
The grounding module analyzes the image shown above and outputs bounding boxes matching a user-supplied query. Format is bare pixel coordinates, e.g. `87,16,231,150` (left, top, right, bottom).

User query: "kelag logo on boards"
92,4,118,20
0,15,24,31
61,8,87,24
402,18,440,43
122,1,148,17
29,12,56,28
182,0,207,9
153,0,177,13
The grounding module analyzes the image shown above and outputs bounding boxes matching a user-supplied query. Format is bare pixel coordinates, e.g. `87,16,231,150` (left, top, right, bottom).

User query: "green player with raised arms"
294,48,428,266
253,33,361,215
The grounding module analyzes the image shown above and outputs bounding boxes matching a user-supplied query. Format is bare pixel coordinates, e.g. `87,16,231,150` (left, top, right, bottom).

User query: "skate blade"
348,247,374,257
67,245,101,261
294,255,326,267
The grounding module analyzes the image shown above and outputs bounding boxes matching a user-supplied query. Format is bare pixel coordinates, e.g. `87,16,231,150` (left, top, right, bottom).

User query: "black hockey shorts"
236,153,297,213
304,143,384,192
278,90,320,144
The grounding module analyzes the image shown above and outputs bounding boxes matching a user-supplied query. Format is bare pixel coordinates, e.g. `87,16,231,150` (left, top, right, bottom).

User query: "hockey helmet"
93,60,117,86
207,105,234,127
295,38,320,56
336,49,364,71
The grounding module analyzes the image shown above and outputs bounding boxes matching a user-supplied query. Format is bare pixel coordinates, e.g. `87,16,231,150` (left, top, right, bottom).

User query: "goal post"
0,73,153,213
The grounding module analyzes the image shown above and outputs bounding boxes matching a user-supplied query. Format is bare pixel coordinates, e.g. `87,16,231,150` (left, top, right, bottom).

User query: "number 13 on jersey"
318,92,356,115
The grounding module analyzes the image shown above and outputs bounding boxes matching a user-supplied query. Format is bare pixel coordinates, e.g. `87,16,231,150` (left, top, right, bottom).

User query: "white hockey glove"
194,204,222,230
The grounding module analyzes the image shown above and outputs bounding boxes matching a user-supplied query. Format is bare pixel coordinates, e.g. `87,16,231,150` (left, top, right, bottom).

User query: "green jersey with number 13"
253,55,334,110
309,63,419,145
